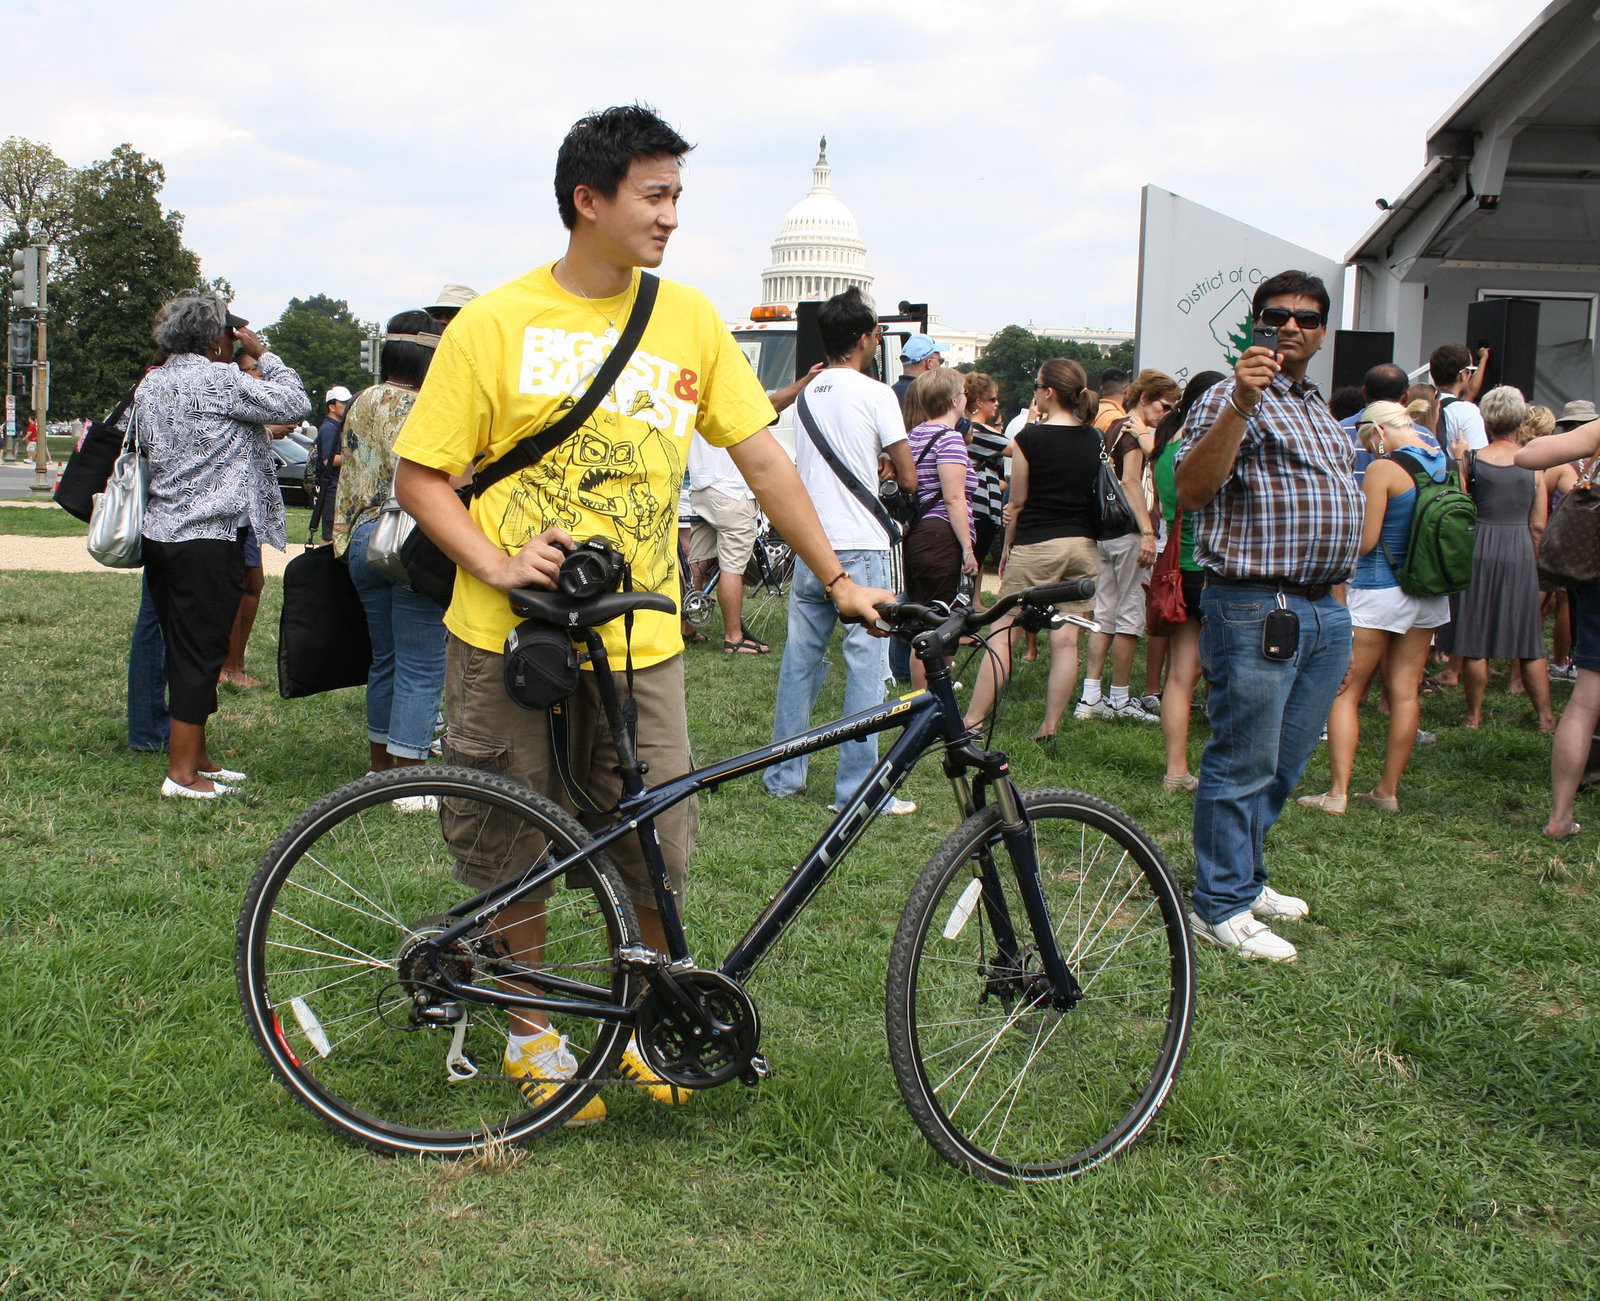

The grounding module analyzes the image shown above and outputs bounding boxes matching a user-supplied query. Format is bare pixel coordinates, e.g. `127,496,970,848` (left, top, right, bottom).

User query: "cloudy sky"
5,0,1546,334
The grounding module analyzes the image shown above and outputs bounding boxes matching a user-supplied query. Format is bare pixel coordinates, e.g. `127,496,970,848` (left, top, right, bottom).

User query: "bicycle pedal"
740,1055,771,1086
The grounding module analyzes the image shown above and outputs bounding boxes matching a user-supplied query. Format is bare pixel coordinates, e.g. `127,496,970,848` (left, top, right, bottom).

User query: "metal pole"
31,247,48,491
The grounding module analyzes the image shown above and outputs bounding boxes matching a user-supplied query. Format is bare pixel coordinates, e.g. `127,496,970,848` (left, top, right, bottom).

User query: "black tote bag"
54,384,139,522
278,546,373,698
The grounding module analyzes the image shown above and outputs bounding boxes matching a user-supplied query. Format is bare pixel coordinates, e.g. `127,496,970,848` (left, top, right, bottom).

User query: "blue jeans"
1191,584,1352,924
127,574,170,750
764,551,892,808
347,519,448,759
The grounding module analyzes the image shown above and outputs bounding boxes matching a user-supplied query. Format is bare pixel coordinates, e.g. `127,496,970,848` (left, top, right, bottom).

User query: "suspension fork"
990,780,1083,1008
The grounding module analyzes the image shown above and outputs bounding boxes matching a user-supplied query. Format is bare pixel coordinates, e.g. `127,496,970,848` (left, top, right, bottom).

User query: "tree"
47,144,201,418
263,295,373,411
0,138,74,368
975,327,1140,421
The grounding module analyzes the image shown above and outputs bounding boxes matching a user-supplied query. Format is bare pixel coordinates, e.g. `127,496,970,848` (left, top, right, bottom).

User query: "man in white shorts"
687,432,766,652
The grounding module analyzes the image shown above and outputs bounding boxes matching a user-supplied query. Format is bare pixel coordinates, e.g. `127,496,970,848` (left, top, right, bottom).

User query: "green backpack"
1378,450,1478,597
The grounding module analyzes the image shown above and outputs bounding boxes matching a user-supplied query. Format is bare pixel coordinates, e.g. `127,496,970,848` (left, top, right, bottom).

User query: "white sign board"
1135,185,1344,392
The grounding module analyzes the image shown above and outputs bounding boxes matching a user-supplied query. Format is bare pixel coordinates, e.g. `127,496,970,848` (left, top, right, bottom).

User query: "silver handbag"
86,415,148,569
365,496,417,583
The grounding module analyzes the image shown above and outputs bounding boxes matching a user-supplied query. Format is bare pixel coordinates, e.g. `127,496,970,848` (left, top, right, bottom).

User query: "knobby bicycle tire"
885,788,1195,1184
236,767,641,1156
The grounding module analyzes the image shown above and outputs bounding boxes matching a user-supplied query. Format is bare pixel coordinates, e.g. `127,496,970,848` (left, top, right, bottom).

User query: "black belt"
1204,573,1336,602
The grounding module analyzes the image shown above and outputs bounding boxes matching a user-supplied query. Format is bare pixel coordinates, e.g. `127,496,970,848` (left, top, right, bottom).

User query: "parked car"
273,436,319,509
284,421,317,451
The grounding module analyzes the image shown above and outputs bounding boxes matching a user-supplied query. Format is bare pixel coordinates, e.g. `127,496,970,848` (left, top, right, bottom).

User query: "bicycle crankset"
634,968,764,1088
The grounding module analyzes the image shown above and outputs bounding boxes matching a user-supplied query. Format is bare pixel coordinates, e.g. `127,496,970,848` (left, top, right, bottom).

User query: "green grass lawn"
0,504,313,540
1,570,1596,1298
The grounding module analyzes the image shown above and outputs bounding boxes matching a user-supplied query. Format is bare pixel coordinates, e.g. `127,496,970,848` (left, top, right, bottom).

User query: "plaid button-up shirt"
1176,372,1363,585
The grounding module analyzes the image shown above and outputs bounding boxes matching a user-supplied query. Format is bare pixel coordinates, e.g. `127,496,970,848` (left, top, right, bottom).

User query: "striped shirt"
1175,373,1362,585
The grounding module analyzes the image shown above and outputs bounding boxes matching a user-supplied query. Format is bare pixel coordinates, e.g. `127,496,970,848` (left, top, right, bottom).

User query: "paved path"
0,530,297,576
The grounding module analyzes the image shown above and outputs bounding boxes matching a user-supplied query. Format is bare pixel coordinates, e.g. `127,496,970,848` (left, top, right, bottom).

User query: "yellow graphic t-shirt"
393,265,776,665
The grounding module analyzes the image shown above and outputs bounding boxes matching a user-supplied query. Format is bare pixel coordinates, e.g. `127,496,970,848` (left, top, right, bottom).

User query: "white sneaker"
1108,698,1160,724
1139,693,1164,716
392,794,440,813
884,797,916,816
1250,884,1309,922
1073,699,1101,720
1190,910,1298,962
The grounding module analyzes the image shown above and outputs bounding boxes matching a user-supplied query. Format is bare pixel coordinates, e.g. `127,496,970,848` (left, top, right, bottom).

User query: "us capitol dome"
760,138,874,310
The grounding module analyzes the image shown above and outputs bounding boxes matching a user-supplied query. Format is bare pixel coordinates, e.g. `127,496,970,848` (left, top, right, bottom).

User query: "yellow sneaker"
503,1029,607,1127
616,1037,693,1106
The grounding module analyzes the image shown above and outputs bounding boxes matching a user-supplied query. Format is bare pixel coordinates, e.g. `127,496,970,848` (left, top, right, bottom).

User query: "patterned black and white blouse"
134,352,310,549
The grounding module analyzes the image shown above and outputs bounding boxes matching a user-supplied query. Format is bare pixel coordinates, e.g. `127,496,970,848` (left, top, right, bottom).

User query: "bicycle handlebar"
871,578,1096,657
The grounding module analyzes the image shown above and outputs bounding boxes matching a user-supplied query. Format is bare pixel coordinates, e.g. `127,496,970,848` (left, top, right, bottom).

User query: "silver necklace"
558,258,629,333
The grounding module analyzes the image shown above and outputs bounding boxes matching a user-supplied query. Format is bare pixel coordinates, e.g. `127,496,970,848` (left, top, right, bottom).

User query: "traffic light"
359,331,380,376
8,321,30,366
9,247,40,310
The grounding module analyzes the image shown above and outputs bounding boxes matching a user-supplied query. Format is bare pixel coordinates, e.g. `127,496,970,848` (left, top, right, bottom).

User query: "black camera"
558,538,627,600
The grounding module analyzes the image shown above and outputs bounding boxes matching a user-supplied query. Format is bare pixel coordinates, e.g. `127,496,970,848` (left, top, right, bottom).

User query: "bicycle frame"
421,641,1081,1023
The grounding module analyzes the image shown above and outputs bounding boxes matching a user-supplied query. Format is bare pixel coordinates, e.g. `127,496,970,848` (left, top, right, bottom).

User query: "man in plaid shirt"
1174,271,1362,962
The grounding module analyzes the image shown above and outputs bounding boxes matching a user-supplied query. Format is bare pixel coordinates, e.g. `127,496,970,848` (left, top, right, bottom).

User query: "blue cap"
899,334,945,364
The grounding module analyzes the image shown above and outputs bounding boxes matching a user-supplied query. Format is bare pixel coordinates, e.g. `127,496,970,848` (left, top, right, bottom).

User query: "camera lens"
558,550,610,600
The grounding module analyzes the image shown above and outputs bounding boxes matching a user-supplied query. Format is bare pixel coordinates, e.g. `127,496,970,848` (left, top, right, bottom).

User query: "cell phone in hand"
1251,323,1279,354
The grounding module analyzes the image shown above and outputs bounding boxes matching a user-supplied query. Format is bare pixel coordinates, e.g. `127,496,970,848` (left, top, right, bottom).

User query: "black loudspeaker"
1331,330,1395,391
1465,298,1539,397
794,301,826,380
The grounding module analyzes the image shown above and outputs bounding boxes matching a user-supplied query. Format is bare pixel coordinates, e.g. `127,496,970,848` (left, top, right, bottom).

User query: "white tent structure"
1347,0,1600,406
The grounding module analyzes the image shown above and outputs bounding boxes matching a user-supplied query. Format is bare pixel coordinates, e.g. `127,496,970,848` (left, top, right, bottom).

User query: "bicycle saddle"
509,588,677,629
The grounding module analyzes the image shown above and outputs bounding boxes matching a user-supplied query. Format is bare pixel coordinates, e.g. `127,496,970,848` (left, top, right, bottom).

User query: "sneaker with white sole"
826,797,917,816
616,1037,692,1105
392,794,440,813
1139,693,1164,716
503,1029,607,1126
1190,910,1298,962
1073,699,1101,720
1107,697,1160,724
1250,884,1309,922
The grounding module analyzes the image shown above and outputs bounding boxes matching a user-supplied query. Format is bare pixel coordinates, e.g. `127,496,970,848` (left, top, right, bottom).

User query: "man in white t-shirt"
765,287,917,812
1429,343,1490,453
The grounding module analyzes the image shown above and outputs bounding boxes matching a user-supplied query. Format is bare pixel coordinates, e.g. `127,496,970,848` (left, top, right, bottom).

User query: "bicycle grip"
1027,578,1096,607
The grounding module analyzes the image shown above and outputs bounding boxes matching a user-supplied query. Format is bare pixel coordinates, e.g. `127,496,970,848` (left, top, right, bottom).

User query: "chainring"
634,969,761,1089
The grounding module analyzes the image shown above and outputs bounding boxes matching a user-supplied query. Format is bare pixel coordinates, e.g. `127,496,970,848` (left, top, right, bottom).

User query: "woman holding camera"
335,310,450,794
136,294,310,798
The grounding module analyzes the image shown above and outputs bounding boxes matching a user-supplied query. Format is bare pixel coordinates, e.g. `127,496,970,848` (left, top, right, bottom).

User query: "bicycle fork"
984,781,1084,1011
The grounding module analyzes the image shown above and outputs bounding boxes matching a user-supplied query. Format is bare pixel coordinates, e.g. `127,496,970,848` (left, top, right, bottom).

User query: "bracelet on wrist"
823,571,849,600
1229,395,1257,421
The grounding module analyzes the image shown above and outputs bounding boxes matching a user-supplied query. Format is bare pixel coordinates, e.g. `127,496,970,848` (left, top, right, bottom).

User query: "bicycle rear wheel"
740,530,794,643
886,788,1194,1184
236,767,640,1156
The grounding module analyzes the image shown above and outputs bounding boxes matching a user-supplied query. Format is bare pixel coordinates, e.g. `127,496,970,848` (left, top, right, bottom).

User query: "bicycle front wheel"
236,767,640,1156
886,788,1194,1184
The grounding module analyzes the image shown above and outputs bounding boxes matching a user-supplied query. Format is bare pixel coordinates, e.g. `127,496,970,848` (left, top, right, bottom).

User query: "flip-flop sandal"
1544,823,1582,841
739,625,771,653
723,637,769,655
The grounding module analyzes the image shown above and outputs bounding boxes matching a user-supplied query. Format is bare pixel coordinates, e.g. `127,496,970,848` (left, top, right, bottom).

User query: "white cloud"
2,0,1548,336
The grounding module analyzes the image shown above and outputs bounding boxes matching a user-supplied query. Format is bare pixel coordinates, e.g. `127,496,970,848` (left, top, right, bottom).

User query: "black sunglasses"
1258,307,1324,330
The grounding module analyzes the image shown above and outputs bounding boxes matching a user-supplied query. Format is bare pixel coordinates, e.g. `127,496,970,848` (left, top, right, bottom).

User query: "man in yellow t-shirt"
393,105,894,1123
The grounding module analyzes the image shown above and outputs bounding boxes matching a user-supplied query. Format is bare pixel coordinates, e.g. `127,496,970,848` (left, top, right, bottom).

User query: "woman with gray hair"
135,292,310,798
1441,385,1555,732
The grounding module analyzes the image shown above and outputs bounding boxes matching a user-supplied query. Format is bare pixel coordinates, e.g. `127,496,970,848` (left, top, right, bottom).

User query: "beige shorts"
999,535,1098,613
688,488,760,574
1093,532,1148,637
440,635,697,912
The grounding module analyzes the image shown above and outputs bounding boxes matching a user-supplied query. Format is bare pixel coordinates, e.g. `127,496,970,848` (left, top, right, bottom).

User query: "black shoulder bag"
398,272,661,605
54,382,140,522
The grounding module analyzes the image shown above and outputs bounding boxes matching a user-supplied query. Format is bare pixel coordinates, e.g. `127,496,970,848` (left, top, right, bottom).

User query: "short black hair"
1251,270,1331,322
1328,386,1365,421
817,287,877,361
1362,363,1409,403
1429,343,1472,388
553,104,693,230
1098,368,1130,396
381,309,444,389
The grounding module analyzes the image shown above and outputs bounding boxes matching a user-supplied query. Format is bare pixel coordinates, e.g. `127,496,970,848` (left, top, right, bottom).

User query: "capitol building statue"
760,138,874,310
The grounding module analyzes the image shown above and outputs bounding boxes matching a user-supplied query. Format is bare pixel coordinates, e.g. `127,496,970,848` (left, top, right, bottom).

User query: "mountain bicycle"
236,579,1195,1185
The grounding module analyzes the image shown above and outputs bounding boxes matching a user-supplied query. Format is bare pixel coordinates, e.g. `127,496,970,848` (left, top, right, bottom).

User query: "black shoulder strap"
795,384,901,544
102,381,141,431
471,272,660,499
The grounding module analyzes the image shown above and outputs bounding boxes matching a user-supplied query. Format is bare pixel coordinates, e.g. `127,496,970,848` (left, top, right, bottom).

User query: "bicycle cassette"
634,968,762,1088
